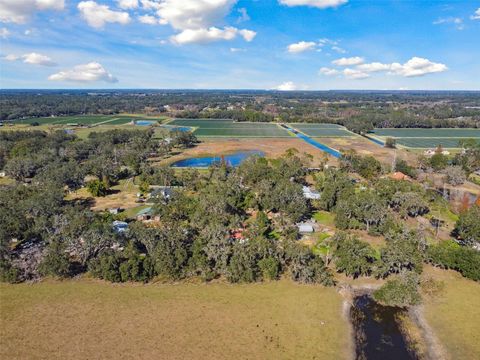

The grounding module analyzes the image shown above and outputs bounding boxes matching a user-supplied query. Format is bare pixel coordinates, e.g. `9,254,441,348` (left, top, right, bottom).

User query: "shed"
112,220,128,233
297,223,315,233
302,186,321,200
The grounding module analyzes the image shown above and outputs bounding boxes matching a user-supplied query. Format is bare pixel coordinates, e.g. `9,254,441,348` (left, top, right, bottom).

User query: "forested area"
1,128,479,302
1,90,479,133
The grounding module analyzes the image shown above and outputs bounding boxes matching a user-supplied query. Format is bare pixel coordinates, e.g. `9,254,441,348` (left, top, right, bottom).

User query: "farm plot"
15,115,115,126
372,128,480,148
374,128,480,138
288,124,354,138
169,119,290,137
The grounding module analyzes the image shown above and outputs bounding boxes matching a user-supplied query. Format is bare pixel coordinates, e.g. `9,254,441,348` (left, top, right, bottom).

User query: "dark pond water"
351,295,417,360
171,150,264,168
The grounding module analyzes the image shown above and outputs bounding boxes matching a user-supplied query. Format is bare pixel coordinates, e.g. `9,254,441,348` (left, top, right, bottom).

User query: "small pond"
135,120,156,126
351,295,417,360
171,150,264,168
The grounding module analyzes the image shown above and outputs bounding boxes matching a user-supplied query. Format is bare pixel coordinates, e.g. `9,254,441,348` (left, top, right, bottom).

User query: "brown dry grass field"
0,279,350,360
422,266,480,360
159,138,337,168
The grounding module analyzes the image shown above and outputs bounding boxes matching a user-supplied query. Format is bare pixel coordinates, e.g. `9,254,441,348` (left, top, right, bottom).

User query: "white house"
112,221,128,233
297,223,315,233
302,186,321,200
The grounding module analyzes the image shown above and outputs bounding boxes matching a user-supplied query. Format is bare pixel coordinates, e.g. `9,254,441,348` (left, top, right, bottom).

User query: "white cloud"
331,45,346,54
116,0,138,10
471,8,480,20
148,0,256,44
0,27,10,38
356,62,391,72
156,0,236,30
332,56,364,66
274,81,298,91
389,57,447,77
0,0,64,24
279,0,347,9
138,14,160,25
3,54,19,61
433,17,464,30
49,62,118,83
3,52,57,66
230,47,245,52
22,52,57,66
319,67,339,76
287,41,316,53
171,26,255,44
237,7,250,23
343,68,369,79
78,1,131,29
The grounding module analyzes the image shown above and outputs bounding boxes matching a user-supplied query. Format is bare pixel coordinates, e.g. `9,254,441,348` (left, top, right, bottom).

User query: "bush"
38,242,71,278
258,257,280,281
373,272,421,307
86,179,108,197
427,240,480,281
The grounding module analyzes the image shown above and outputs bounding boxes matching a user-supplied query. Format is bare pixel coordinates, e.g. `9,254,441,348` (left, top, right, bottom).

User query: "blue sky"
0,0,479,90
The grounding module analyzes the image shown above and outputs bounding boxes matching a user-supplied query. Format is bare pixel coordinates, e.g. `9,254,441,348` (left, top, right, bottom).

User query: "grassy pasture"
423,266,480,360
395,137,478,149
0,279,350,360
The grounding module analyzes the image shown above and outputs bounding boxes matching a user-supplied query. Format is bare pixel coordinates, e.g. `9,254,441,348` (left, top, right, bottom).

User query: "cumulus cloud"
320,57,447,79
23,52,57,66
433,17,464,30
78,1,131,29
0,27,10,39
148,0,256,44
471,8,480,20
116,0,138,9
389,57,447,77
331,45,346,54
157,0,236,30
287,41,316,53
138,14,160,25
279,0,347,9
343,68,369,79
171,26,255,45
274,81,298,91
0,0,64,24
48,62,118,83
356,62,391,72
230,47,245,52
3,52,57,66
332,56,364,66
319,67,339,76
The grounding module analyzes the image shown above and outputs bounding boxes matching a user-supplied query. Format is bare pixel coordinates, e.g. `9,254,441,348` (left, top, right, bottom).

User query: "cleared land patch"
169,119,290,137
288,123,354,137
372,128,480,148
0,279,350,360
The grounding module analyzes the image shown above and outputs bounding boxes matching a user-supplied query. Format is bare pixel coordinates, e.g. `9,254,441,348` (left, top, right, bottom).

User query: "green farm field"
14,114,167,126
0,279,350,360
371,128,480,148
168,119,290,137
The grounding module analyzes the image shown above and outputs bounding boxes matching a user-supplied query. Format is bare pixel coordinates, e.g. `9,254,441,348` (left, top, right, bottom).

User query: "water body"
351,295,417,360
161,125,192,132
284,125,342,158
135,120,156,126
171,150,264,168
363,134,385,146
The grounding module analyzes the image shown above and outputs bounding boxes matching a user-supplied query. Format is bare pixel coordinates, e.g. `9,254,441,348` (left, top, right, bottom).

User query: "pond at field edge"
351,295,417,360
171,150,264,168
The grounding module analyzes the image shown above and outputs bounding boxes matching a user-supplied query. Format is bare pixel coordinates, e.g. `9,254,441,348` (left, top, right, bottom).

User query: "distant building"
109,208,122,215
149,187,174,201
297,223,315,233
112,221,128,233
302,186,321,200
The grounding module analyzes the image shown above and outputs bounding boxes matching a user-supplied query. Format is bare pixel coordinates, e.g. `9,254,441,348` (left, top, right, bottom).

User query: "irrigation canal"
282,125,342,158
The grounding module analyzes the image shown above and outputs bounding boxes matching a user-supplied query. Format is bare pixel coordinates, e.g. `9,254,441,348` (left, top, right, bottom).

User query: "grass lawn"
0,279,350,360
422,266,480,360
313,211,336,227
